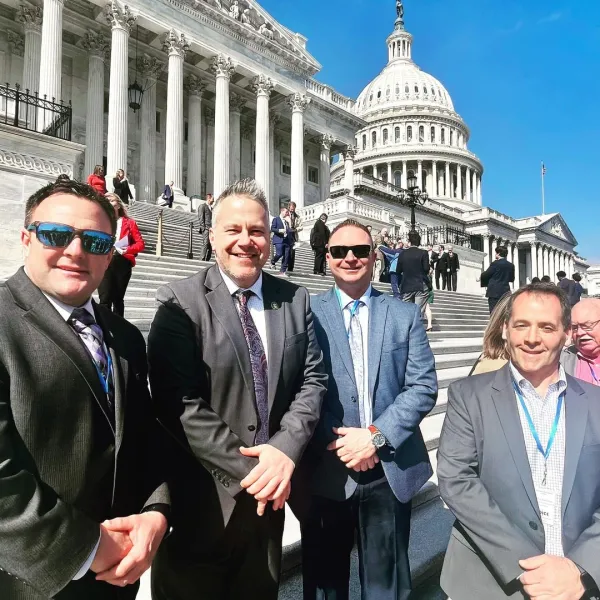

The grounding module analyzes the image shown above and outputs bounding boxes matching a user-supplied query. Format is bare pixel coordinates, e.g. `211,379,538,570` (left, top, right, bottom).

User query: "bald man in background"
563,298,600,385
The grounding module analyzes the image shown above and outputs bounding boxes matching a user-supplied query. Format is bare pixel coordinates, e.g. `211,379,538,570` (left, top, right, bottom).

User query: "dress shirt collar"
509,362,568,400
43,292,95,322
219,267,264,301
336,284,372,311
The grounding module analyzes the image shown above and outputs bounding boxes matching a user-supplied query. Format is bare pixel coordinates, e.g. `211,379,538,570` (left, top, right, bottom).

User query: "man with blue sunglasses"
0,180,169,600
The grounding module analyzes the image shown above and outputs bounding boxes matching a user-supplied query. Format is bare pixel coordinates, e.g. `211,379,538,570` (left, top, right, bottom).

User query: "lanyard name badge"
588,362,600,385
335,288,361,338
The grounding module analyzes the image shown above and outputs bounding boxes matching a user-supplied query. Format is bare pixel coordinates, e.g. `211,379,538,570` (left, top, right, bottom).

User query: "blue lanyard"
93,350,113,395
514,382,563,466
588,362,600,385
335,288,361,338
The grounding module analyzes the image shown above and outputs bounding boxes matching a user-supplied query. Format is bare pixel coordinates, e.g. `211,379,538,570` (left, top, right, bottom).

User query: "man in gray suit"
0,180,169,600
148,178,327,600
301,219,437,600
438,282,600,600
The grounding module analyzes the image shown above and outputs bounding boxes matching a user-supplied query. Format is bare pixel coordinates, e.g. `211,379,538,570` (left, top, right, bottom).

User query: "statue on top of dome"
396,0,404,19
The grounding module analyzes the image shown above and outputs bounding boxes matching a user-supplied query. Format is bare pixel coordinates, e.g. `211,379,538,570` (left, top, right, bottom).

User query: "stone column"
230,93,246,183
17,3,43,94
445,161,450,197
287,93,309,208
417,160,423,190
38,0,64,130
105,1,135,186
466,166,471,203
507,241,513,264
252,74,273,199
401,160,407,188
387,162,393,184
472,170,477,205
569,255,575,278
162,30,188,201
477,173,482,205
344,145,355,197
530,242,539,280
320,133,334,202
373,164,379,179
513,243,520,288
185,74,205,199
269,112,279,216
80,32,109,179
548,248,555,281
212,54,235,199
483,234,491,269
432,161,437,196
456,164,462,200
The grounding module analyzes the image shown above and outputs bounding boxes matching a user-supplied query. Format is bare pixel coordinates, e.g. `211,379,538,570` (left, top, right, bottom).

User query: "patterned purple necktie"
69,307,115,418
235,290,269,444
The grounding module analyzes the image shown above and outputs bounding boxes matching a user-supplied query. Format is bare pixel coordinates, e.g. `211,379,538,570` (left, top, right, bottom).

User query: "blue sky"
259,0,600,262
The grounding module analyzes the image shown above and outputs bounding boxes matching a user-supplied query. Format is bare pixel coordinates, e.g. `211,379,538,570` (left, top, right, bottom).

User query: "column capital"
79,31,109,60
417,159,423,165
204,106,215,126
287,92,310,113
138,54,164,81
184,73,206,97
344,145,357,160
230,92,246,113
252,74,273,98
211,54,235,79
7,30,24,57
320,133,335,151
529,241,538,248
105,1,136,33
162,29,189,59
17,3,43,34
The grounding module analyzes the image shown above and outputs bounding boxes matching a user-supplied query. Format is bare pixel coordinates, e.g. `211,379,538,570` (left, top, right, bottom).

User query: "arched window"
423,85,427,95
441,128,445,144
394,171,402,187
362,134,367,150
431,126,436,142
386,87,391,98
377,90,382,100
407,126,413,142
395,84,400,96
383,129,389,145
381,170,388,183
372,131,377,147
431,87,436,96
369,93,373,103
405,84,409,94
419,125,424,142
450,130,454,146
395,126,401,143
414,84,419,93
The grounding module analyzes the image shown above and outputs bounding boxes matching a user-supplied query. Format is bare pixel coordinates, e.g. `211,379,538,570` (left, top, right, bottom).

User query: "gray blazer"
438,364,600,599
562,345,578,377
0,269,168,600
308,287,437,503
148,265,327,548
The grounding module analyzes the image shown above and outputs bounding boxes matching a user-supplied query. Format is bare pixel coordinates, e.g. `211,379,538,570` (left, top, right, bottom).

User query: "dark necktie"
235,290,269,444
69,308,115,422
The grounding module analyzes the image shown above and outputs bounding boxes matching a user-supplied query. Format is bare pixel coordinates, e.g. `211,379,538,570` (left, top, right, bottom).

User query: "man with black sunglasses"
0,180,169,600
301,219,437,600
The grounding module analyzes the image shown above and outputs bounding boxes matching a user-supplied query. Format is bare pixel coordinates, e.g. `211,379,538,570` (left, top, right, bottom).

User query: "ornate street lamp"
128,25,144,112
397,173,428,233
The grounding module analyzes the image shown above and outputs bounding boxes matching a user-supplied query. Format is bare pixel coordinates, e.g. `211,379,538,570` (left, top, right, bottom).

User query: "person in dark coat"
396,231,430,317
557,271,583,307
161,182,174,208
112,169,133,205
480,246,515,314
434,245,444,289
198,193,214,261
311,213,330,275
438,245,460,291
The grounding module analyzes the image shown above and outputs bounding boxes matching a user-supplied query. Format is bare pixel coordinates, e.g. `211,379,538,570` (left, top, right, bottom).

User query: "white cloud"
499,20,525,35
538,11,563,25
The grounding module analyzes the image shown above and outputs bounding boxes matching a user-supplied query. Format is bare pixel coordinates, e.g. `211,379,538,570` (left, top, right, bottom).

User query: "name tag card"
537,489,558,527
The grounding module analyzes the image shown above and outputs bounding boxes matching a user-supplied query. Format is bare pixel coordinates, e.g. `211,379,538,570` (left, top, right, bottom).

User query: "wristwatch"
576,564,597,594
368,425,387,449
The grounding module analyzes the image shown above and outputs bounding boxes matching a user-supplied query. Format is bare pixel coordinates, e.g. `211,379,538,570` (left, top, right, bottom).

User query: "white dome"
356,61,454,116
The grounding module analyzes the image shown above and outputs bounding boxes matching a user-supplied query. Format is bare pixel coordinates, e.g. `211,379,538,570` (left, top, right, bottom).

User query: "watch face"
372,432,386,448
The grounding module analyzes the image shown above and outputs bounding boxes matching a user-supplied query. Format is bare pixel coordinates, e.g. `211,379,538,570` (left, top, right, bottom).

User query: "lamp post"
396,172,428,233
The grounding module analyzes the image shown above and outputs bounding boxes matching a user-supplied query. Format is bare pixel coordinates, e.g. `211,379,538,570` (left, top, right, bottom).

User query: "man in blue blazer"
300,219,438,600
270,206,293,275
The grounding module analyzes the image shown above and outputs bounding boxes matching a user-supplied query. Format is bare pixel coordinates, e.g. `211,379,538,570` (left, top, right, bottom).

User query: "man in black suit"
439,244,460,291
0,180,169,600
148,178,327,600
198,193,214,261
161,182,174,208
434,244,444,289
112,169,133,205
480,246,515,314
396,231,431,318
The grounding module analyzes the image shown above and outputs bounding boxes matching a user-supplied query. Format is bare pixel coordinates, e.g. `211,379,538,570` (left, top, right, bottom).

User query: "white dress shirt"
511,362,567,557
220,268,269,365
337,285,372,427
42,292,101,579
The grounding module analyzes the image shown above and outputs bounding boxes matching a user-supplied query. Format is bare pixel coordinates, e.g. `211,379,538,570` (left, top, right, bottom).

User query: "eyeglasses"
26,222,115,255
329,245,372,260
571,320,600,333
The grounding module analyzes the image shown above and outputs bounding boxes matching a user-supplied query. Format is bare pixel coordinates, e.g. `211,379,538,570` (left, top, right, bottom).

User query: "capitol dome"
336,1,484,211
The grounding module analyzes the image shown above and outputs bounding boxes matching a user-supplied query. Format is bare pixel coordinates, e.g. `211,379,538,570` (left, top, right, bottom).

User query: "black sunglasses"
26,222,115,255
329,245,372,260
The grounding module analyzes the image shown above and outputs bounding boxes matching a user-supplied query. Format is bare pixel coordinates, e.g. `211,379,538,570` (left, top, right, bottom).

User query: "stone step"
435,351,480,369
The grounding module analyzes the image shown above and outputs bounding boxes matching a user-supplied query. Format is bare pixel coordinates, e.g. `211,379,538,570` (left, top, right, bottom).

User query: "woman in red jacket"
98,193,145,317
87,164,107,195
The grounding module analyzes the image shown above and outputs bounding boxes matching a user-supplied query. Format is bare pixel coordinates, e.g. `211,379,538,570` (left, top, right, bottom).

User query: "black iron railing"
425,225,473,249
0,83,72,141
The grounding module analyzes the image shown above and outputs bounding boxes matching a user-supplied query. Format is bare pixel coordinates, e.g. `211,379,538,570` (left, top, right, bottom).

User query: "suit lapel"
562,377,588,517
205,266,257,406
367,291,387,397
262,274,285,409
490,365,539,514
321,288,356,386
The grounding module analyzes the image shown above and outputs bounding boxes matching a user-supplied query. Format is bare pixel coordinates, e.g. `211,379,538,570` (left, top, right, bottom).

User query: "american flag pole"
541,162,547,215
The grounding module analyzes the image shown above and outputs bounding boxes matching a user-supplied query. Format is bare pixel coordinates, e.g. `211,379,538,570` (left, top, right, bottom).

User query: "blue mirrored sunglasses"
26,222,115,255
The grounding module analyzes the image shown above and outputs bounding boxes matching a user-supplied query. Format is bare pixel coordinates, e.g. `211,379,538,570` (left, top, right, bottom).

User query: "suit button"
248,425,256,432
529,521,538,531
224,481,230,488
351,396,357,403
